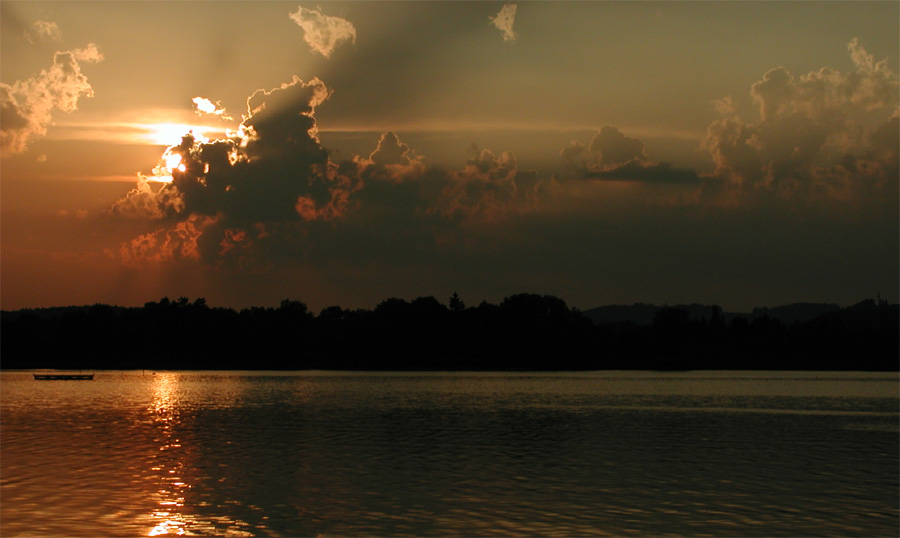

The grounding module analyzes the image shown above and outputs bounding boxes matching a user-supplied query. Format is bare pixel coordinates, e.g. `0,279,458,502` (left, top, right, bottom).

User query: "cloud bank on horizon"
105,29,898,271
0,3,897,311
109,73,547,267
560,125,700,185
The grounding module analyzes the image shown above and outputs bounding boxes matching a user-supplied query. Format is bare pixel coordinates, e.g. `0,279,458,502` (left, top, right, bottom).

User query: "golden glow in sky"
0,1,897,313
163,153,184,174
144,124,211,147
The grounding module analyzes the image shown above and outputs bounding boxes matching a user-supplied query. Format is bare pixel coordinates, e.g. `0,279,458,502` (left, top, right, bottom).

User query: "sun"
164,153,186,173
145,123,212,146
145,151,187,183
137,118,230,182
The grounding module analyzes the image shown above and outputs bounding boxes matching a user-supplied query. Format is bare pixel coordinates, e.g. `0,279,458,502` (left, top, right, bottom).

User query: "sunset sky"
2,1,898,313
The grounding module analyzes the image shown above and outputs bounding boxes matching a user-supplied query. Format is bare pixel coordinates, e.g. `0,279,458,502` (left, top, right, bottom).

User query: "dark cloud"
590,125,648,167
560,39,898,201
585,160,700,184
242,75,331,161
806,113,900,201
368,131,415,167
111,76,332,221
110,76,546,267
105,38,896,300
441,147,544,220
559,140,587,172
561,126,698,185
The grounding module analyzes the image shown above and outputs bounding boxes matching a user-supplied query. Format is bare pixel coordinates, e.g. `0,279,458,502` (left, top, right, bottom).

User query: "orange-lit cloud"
109,174,182,219
442,147,544,221
108,76,333,255
702,38,898,200
108,71,550,268
289,6,356,58
102,33,895,311
558,39,900,202
24,20,61,44
489,3,518,43
366,132,418,168
0,42,103,154
192,97,232,121
119,214,216,266
0,2,895,316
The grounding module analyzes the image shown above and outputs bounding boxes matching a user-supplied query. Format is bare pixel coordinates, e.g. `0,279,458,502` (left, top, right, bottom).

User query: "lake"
1,371,897,537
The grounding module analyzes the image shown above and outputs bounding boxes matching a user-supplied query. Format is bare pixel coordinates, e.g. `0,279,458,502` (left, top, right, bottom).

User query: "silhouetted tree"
2,295,897,372
449,292,465,312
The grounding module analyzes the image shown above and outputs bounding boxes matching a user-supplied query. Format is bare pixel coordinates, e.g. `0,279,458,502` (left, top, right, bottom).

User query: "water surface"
2,371,897,536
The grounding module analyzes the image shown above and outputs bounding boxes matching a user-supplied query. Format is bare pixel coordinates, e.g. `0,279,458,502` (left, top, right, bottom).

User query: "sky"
1,1,898,313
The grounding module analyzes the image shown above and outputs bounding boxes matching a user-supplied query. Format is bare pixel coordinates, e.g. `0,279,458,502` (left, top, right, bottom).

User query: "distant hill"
580,303,662,326
0,305,131,322
582,303,741,326
583,302,842,326
814,299,900,331
750,303,841,325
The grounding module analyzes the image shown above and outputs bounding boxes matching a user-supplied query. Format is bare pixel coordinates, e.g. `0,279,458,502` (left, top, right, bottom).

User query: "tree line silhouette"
1,294,897,371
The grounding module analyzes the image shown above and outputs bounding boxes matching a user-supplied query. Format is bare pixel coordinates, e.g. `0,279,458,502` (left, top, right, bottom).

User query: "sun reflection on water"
142,373,261,537
146,374,190,536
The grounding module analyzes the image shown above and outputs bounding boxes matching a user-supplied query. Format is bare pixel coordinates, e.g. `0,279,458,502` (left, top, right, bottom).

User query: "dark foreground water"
1,371,897,537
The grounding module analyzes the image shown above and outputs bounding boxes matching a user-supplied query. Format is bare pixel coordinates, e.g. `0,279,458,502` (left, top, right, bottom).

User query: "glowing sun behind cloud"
145,123,211,146
1,0,897,317
143,148,186,183
163,152,185,173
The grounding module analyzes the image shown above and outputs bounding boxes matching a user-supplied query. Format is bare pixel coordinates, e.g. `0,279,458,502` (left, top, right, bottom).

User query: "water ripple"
2,371,897,536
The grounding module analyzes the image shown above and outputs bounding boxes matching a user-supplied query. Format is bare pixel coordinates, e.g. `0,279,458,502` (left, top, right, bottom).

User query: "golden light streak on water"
0,372,896,536
146,374,189,536
142,373,260,536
